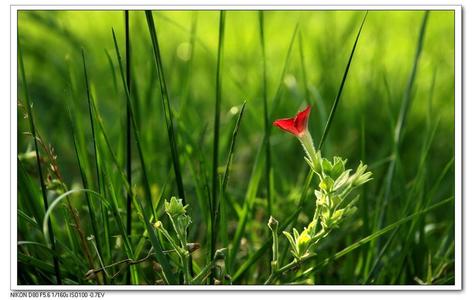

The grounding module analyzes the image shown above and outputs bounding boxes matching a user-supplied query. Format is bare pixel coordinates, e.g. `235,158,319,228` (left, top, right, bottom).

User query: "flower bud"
153,220,163,230
214,248,227,260
187,242,200,253
164,196,188,218
267,216,279,231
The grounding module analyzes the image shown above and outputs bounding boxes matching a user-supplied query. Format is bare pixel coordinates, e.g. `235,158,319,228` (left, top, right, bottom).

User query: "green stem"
268,217,279,276
299,132,315,158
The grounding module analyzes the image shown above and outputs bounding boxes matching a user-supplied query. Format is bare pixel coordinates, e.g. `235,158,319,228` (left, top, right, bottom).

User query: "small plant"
268,105,372,282
154,197,227,284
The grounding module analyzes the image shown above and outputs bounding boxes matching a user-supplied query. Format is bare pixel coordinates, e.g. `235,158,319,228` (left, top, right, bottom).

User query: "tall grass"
18,38,62,284
17,10,455,285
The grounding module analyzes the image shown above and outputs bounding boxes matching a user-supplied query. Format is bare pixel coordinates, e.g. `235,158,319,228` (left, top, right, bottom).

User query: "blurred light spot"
177,42,192,61
230,106,239,115
284,73,297,89
185,144,193,154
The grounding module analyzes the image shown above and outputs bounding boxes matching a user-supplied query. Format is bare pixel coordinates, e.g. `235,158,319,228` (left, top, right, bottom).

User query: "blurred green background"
17,10,455,285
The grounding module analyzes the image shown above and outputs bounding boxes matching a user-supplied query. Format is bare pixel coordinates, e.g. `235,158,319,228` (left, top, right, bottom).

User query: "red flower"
273,105,311,137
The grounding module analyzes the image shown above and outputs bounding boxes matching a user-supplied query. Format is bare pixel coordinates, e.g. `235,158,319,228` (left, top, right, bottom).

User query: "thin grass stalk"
298,32,310,105
215,101,246,248
269,22,299,118
18,38,62,284
318,11,368,150
259,11,272,218
124,10,133,285
221,102,247,197
125,9,132,245
101,165,139,284
209,11,226,274
81,51,102,194
377,11,429,230
228,144,264,272
89,94,132,198
18,158,45,231
80,50,104,274
66,103,104,284
144,11,186,202
142,15,194,278
111,28,155,221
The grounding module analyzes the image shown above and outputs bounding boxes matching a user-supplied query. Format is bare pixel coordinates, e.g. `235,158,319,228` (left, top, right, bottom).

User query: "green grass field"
17,10,455,285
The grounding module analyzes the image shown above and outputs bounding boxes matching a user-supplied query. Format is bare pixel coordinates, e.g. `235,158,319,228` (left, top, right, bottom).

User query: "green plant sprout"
154,197,228,284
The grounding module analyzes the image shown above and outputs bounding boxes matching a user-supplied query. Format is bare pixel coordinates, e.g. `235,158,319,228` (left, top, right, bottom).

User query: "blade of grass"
18,37,62,284
18,158,44,231
17,253,73,281
124,8,133,237
318,11,368,150
210,10,226,270
216,101,246,247
145,11,186,202
259,11,273,219
105,49,118,92
102,169,140,284
298,31,310,105
143,14,193,278
377,11,429,231
79,50,104,281
111,28,155,221
81,51,102,194
124,10,133,285
18,209,40,230
227,142,265,271
66,103,105,283
269,22,299,118
42,189,109,245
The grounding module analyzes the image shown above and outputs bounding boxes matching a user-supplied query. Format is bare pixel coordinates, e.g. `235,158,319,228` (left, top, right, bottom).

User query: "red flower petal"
273,105,311,137
294,105,311,134
273,117,299,136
